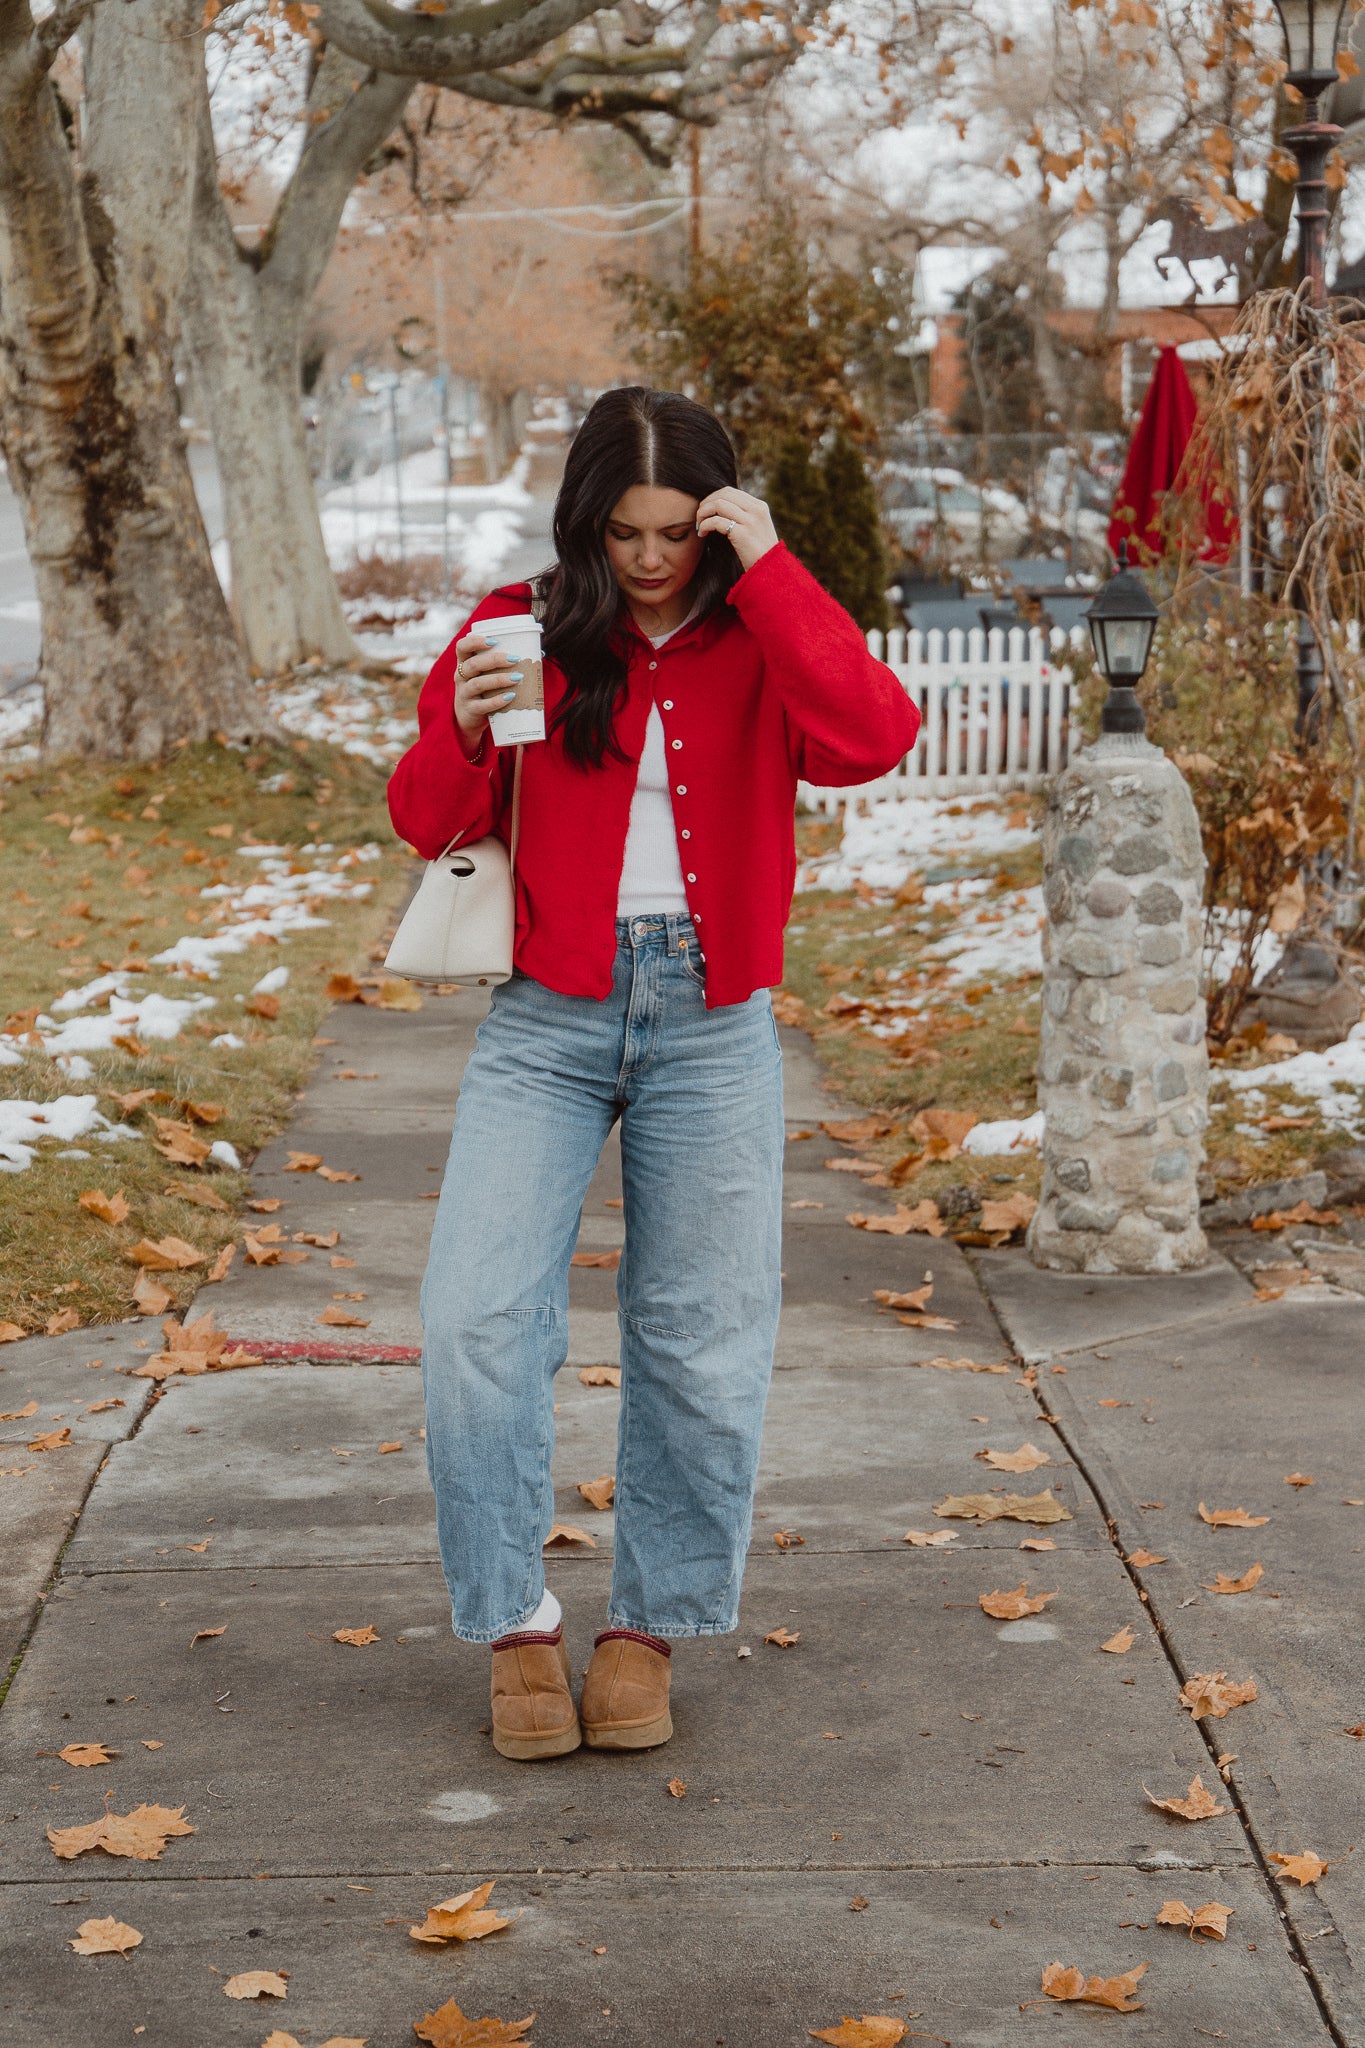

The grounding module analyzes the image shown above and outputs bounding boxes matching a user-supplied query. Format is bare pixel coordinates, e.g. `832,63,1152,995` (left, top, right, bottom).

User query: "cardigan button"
686,872,697,883
680,828,691,840
675,785,686,795
671,739,682,751
662,699,673,710
648,660,658,671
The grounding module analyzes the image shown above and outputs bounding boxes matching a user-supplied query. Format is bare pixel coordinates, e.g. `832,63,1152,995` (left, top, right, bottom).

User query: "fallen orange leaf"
78,1189,129,1225
570,1250,620,1269
378,1441,403,1454
765,1626,801,1648
820,1116,894,1145
190,1625,227,1646
0,1325,28,1345
1144,1775,1228,1821
935,1491,1072,1525
576,1476,615,1511
1178,1672,1258,1720
317,1166,362,1183
409,1880,509,1945
45,1308,82,1336
1041,1961,1147,2012
0,1400,38,1420
773,1528,805,1549
1020,1536,1056,1552
284,1152,322,1173
1203,1563,1264,1595
979,1583,1054,1620
1199,1502,1269,1528
1101,1626,1135,1654
847,1202,946,1237
333,1626,380,1646
544,1522,595,1548
58,1743,117,1767
578,1365,621,1387
318,1306,370,1327
978,1441,1050,1473
874,1285,934,1311
903,1529,957,1548
48,1803,195,1861
69,1915,143,1956
165,1179,232,1211
295,1229,340,1248
131,1271,172,1316
150,1117,211,1168
978,1191,1036,1236
413,1999,535,2046
1270,1850,1328,1886
205,1243,235,1284
180,1098,224,1125
1155,1899,1232,1940
1126,1548,1167,1567
29,1427,72,1453
223,1969,288,1999
667,1777,687,1798
807,2020,907,2047
1284,1472,1314,1488
126,1236,205,1272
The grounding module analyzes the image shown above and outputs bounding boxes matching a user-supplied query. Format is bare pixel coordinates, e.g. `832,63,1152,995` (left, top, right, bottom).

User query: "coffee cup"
479,614,546,747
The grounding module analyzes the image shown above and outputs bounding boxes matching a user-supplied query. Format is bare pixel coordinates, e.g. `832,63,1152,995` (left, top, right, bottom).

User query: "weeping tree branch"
454,6,801,156
316,0,610,83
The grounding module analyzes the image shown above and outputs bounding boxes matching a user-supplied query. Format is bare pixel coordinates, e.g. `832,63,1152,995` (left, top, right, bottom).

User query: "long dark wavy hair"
534,387,742,768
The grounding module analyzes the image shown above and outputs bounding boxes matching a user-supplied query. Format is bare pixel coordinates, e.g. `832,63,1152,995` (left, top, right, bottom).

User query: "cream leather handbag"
384,747,523,988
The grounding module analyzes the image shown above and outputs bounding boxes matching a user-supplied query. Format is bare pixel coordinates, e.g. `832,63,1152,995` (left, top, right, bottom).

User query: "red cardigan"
386,544,920,1009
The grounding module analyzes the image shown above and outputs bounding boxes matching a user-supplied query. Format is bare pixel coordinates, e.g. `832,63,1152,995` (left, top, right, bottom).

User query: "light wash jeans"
420,913,785,1643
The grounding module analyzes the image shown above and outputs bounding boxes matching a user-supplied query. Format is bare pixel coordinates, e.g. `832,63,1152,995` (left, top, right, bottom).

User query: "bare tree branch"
317,0,608,84
35,0,97,59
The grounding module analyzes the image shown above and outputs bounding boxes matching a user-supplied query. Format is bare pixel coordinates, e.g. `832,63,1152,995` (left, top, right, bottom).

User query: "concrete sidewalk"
2,988,1363,2045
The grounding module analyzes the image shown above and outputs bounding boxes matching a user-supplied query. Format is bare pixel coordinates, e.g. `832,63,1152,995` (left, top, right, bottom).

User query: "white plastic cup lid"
476,613,541,646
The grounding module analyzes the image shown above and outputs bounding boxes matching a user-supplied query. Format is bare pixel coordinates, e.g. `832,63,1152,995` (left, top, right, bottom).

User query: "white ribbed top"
616,614,692,919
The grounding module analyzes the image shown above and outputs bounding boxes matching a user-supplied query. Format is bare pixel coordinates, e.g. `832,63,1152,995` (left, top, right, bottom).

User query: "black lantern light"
1272,0,1350,95
1085,542,1159,735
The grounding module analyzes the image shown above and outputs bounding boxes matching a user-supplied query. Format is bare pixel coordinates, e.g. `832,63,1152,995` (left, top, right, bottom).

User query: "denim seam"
617,1307,692,1343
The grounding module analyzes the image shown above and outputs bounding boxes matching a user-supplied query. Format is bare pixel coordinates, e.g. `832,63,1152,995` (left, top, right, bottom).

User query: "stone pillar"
1028,729,1210,1274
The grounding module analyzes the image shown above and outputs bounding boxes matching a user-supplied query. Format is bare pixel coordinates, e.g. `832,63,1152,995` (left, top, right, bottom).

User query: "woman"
387,386,918,1762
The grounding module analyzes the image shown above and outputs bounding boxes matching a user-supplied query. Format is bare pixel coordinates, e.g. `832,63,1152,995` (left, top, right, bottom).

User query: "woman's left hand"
696,487,779,572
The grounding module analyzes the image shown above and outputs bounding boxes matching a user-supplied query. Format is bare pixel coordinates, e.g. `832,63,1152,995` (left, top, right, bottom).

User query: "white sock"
504,1588,561,1638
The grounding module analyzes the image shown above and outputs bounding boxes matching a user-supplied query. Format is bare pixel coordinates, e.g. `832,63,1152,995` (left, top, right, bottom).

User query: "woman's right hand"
453,632,521,746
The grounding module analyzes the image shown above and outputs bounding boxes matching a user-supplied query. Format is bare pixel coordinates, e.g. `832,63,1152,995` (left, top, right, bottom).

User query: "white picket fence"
800,624,1090,813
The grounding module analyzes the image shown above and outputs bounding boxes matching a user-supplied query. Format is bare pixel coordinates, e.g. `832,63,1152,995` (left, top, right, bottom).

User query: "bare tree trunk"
0,0,261,760
480,382,524,481
184,57,412,674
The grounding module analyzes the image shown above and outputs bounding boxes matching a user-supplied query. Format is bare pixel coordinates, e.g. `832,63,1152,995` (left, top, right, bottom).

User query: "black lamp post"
1086,541,1159,735
1273,0,1349,739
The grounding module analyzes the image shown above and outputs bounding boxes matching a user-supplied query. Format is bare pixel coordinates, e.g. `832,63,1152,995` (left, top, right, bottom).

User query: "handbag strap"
510,744,523,872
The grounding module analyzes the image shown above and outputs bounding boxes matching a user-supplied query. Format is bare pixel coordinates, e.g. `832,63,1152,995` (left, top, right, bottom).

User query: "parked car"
882,465,1030,561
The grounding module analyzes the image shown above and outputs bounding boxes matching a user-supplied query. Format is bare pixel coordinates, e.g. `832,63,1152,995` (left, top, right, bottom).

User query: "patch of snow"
55,1054,95,1080
0,1094,134,1172
921,886,1045,985
799,795,1035,895
1223,1023,1365,1132
209,1139,242,1170
0,1042,23,1068
210,1033,246,1050
962,1111,1046,1155
39,990,217,1053
251,966,290,994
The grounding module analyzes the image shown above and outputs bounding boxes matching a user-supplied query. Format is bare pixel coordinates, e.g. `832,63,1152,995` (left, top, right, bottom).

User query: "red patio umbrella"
1107,344,1233,566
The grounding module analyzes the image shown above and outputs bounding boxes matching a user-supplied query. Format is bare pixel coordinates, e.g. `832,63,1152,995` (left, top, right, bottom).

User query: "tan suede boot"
580,1628,673,1750
490,1625,581,1761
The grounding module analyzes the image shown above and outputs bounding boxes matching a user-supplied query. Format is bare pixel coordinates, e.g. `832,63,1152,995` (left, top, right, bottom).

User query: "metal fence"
799,624,1091,810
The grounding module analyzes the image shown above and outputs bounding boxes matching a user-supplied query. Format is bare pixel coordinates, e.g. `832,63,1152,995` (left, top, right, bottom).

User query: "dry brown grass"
0,736,412,1333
